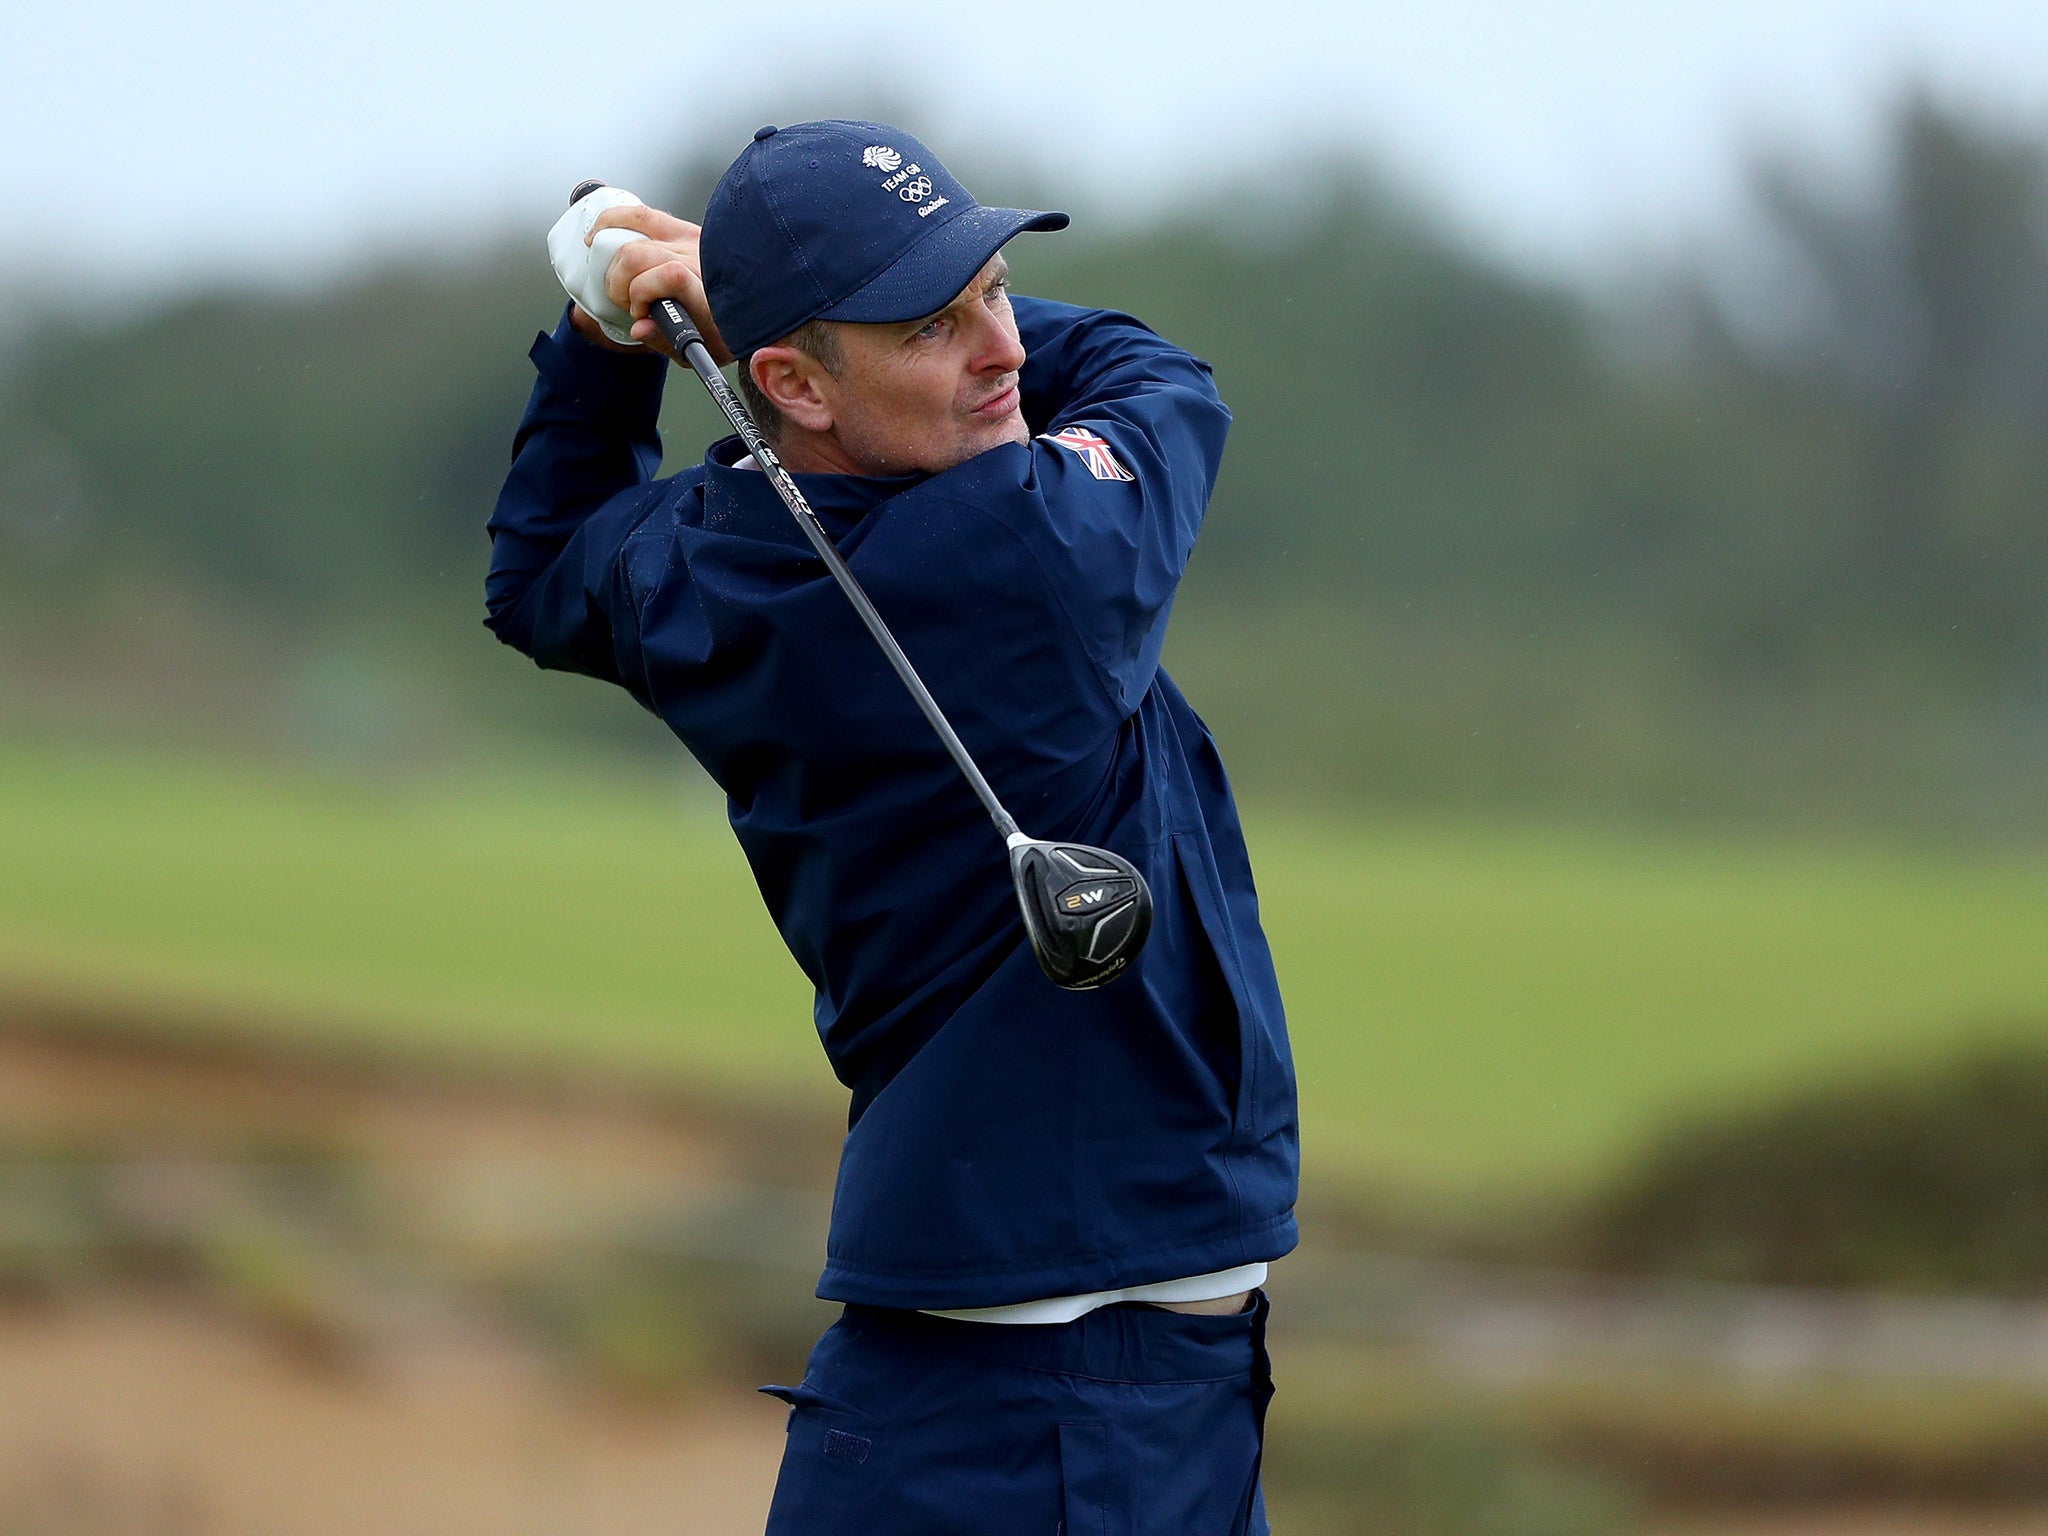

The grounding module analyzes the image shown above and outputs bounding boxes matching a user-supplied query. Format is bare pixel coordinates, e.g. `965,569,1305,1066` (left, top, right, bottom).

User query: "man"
486,120,1298,1533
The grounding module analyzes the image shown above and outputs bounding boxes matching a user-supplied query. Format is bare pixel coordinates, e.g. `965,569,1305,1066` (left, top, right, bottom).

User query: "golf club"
567,182,1152,990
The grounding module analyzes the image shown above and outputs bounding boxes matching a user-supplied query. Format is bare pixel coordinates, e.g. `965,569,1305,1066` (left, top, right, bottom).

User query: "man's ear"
749,347,835,434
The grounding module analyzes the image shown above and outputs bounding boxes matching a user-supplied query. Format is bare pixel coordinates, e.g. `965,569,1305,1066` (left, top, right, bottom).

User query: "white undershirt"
735,449,1265,1325
922,1262,1268,1325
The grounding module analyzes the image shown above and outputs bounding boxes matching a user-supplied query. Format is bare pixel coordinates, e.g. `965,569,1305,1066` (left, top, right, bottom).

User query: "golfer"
486,120,1299,1533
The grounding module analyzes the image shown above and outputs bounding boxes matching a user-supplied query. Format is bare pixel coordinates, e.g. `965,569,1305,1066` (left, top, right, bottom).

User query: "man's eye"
914,318,943,340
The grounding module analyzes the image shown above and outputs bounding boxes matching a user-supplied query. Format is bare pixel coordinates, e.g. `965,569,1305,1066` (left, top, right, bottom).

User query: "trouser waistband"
835,1289,1271,1384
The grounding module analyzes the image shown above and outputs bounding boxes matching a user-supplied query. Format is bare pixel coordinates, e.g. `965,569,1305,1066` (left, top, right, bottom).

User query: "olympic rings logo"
898,177,933,203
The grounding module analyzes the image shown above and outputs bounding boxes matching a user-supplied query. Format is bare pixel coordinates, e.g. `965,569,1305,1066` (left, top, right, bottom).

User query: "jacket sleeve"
989,295,1232,716
483,307,673,694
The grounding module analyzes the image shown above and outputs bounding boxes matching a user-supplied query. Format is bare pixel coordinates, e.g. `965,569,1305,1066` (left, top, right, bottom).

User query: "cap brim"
817,204,1069,327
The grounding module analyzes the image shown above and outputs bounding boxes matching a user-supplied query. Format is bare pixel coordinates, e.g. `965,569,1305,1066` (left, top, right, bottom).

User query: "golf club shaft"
647,297,1024,845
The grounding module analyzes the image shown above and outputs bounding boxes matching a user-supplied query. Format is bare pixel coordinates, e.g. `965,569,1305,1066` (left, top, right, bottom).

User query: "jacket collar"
701,434,926,547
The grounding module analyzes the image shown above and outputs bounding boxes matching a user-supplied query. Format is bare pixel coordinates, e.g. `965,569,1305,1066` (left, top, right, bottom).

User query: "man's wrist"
531,305,668,426
567,302,644,353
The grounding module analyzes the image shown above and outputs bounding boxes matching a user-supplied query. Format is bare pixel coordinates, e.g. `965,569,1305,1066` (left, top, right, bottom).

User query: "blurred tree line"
1,92,2043,831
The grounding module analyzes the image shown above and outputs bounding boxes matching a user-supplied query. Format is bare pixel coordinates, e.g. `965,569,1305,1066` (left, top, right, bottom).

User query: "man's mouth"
970,383,1019,420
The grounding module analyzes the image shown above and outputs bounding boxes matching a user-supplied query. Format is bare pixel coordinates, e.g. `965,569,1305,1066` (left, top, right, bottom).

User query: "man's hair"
736,319,844,443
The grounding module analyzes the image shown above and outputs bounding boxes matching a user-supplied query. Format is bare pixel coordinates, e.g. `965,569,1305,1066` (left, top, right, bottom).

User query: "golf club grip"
647,296,706,354
647,301,1024,845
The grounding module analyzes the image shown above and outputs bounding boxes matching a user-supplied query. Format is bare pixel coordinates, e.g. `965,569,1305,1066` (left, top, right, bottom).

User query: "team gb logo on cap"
864,144,953,220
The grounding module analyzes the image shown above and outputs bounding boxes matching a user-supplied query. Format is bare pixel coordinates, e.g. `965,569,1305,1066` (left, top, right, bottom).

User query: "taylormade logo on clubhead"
1007,837,1153,990
566,181,1153,990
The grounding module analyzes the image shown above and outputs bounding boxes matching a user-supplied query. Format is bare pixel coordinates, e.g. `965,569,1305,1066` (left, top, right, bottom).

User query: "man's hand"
584,203,733,367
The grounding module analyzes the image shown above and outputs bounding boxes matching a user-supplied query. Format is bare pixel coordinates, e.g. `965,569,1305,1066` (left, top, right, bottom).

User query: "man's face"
814,256,1029,476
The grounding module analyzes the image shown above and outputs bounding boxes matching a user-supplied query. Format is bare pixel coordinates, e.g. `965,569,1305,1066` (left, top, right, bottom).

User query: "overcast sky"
10,0,2048,306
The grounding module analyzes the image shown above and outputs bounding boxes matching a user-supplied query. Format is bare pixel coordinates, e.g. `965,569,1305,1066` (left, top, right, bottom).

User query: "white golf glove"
546,186,650,346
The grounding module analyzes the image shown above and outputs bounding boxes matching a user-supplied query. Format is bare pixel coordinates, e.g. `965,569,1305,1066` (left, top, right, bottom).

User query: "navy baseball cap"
702,120,1069,358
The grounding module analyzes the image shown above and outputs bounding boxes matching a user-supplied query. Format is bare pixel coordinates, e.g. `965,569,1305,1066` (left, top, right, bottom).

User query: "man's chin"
930,414,1025,472
977,404,1030,450
900,409,1028,475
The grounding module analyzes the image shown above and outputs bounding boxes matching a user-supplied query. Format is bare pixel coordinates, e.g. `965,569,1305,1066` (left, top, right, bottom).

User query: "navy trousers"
762,1293,1274,1535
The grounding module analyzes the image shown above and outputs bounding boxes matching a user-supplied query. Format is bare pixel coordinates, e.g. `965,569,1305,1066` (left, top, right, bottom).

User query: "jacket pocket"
1171,833,1277,1143
1168,844,1245,1117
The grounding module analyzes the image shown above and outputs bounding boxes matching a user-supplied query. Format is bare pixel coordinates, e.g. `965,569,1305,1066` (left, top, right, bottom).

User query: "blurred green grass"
2,744,2045,1197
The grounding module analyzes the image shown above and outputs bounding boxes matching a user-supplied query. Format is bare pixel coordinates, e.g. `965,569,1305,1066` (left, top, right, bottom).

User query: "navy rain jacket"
486,296,1298,1309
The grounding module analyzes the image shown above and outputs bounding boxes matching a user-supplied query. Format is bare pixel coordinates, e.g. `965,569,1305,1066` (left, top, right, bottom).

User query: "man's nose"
971,313,1027,375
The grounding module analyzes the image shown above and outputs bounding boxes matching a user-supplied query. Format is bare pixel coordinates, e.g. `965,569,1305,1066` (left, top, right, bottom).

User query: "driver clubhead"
1008,839,1153,990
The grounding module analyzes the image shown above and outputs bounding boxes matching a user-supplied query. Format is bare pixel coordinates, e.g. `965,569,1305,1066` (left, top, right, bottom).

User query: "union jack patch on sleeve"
1040,425,1136,482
